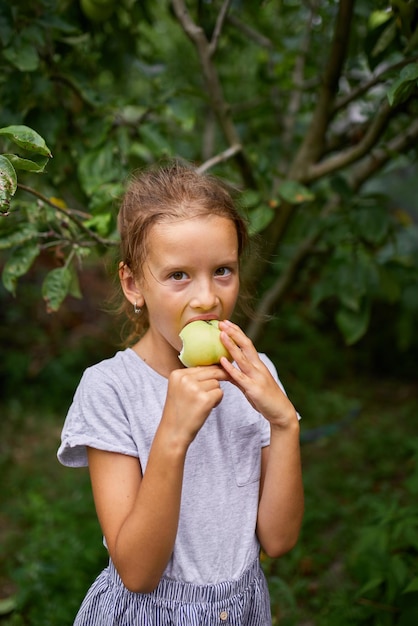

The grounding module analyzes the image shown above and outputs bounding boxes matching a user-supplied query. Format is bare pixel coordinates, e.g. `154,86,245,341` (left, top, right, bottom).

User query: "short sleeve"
57,366,138,467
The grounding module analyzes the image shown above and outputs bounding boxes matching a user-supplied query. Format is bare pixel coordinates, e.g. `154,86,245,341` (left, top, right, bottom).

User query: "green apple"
179,320,232,367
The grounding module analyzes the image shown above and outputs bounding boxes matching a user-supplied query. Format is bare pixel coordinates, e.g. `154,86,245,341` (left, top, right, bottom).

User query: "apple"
179,320,232,367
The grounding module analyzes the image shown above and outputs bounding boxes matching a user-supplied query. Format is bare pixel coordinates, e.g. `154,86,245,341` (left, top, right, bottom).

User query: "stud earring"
133,301,142,315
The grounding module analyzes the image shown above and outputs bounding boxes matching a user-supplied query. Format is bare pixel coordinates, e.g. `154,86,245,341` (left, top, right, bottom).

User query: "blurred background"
1,1,417,624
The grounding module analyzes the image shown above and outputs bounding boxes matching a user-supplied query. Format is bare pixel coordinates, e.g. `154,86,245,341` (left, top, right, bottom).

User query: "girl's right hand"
162,365,228,446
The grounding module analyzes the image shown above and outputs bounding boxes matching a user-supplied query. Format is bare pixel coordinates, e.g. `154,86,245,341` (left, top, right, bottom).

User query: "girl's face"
125,214,240,371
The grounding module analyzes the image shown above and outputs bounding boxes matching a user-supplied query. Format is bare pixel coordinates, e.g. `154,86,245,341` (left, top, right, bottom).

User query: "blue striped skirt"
73,557,272,625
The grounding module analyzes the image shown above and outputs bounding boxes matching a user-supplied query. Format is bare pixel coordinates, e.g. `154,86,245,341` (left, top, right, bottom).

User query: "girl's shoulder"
81,348,164,386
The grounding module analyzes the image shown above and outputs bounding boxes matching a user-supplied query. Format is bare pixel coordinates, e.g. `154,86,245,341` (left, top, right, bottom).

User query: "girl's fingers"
219,321,256,360
190,365,230,382
219,328,260,378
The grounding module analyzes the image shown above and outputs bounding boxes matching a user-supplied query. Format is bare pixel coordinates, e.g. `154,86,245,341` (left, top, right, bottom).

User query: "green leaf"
3,41,39,71
0,223,38,250
2,241,40,294
0,155,17,213
68,267,82,299
240,190,261,210
0,594,17,616
42,267,72,312
403,578,418,594
248,205,275,235
3,153,50,173
277,180,315,204
371,20,397,57
83,212,113,237
0,125,52,158
88,182,124,215
369,10,393,30
358,575,384,597
336,299,371,345
387,63,418,107
378,267,402,303
139,125,173,156
353,202,390,245
399,63,418,82
78,145,122,196
388,81,416,107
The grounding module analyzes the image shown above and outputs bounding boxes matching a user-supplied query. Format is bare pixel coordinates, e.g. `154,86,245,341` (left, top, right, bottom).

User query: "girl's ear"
119,262,144,307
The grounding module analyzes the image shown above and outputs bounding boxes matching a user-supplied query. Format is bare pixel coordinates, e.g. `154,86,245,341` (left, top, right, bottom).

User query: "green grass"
265,379,418,625
0,403,108,625
1,378,417,625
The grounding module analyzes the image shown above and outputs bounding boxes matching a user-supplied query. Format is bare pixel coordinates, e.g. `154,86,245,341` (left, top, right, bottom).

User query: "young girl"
58,161,304,626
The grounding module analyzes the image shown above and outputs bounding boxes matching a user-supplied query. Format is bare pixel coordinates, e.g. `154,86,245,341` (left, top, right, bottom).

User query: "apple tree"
1,0,418,348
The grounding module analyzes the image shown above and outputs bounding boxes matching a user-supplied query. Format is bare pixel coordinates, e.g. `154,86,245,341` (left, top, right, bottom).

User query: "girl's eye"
170,271,187,281
214,267,232,277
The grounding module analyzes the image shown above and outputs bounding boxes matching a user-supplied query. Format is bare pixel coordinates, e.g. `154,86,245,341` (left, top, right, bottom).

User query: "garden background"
1,1,418,624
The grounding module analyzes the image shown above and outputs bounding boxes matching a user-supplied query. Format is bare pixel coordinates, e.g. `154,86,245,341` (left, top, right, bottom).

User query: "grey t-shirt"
58,349,281,585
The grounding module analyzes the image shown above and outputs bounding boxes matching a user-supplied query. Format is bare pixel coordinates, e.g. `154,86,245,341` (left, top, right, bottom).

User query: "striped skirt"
73,557,272,625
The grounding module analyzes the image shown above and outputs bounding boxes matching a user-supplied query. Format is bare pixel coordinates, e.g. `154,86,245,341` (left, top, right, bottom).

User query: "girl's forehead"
145,215,239,262
149,214,237,241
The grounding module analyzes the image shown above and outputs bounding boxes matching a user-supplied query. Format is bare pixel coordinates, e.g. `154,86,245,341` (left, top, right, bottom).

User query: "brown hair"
116,160,250,344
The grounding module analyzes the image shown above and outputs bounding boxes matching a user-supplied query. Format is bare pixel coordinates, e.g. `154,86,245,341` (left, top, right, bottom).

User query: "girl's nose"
189,279,218,310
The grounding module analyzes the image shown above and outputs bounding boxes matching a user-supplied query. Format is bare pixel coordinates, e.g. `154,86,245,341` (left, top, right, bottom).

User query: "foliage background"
1,0,418,624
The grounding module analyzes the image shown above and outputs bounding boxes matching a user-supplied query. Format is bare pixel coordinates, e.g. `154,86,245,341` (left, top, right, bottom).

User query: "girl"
58,161,304,626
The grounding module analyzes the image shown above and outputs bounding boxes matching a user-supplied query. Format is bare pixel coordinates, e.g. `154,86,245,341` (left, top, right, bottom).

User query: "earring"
133,301,142,315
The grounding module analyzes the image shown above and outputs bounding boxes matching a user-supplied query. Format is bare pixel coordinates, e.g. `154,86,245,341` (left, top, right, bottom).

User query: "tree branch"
245,115,418,338
209,0,232,57
349,117,418,191
197,143,242,173
289,0,356,178
306,99,395,182
171,0,256,187
226,14,274,50
245,229,322,343
17,184,117,247
334,54,418,114
281,1,318,152
50,73,97,109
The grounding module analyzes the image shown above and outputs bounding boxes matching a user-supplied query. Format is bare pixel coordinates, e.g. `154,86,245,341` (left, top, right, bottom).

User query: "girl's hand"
163,365,229,446
218,320,297,429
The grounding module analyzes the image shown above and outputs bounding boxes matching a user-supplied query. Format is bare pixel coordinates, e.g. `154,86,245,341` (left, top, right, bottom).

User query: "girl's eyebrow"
154,256,239,272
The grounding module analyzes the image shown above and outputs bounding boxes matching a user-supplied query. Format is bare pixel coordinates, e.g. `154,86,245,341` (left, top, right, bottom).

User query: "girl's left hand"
218,320,297,429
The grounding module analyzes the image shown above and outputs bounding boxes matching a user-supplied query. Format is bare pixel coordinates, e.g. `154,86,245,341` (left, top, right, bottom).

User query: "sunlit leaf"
277,181,315,204
3,153,50,173
369,10,392,30
83,213,113,237
0,125,52,157
42,267,72,312
0,594,17,616
0,155,17,213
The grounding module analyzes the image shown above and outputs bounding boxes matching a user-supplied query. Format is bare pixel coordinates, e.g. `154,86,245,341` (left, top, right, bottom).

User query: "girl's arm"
219,320,304,556
257,421,303,556
87,364,228,593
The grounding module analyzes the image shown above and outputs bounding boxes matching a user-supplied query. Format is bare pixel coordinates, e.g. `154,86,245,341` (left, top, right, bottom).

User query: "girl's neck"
132,332,184,378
